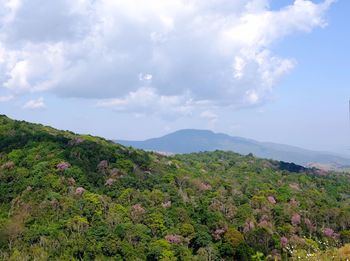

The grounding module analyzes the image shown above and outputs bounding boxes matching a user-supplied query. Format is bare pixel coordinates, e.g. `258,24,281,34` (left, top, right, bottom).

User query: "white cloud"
23,97,46,109
1,42,67,94
4,60,30,90
200,110,218,125
0,95,14,102
97,87,194,118
1,0,22,24
0,0,335,116
200,110,218,120
138,73,153,82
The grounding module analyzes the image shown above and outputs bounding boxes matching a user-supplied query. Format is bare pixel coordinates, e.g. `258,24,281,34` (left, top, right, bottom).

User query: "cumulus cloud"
23,97,46,109
0,0,334,116
97,87,195,118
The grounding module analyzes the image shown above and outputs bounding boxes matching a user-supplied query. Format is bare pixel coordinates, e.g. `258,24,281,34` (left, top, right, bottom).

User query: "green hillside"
0,115,350,260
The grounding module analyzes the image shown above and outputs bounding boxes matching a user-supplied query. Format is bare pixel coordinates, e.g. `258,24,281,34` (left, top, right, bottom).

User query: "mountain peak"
165,129,217,137
117,129,350,168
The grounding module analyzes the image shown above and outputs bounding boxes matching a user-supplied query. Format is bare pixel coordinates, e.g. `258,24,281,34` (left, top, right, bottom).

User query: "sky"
0,0,349,155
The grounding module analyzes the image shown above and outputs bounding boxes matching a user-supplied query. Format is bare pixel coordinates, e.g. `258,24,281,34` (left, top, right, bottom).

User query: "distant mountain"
116,129,350,168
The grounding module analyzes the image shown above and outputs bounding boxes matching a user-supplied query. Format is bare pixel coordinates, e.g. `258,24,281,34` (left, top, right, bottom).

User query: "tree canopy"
0,115,349,260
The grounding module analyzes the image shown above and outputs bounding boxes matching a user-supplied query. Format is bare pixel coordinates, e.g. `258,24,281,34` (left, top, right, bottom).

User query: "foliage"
0,115,350,260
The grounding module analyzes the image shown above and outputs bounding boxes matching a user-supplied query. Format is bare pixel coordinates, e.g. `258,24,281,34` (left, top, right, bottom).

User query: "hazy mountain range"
117,129,350,169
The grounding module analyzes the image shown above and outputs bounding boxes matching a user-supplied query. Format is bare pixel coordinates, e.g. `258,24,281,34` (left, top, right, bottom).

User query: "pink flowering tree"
130,204,145,223
68,138,83,146
303,218,314,231
243,221,255,233
75,187,85,195
193,180,212,191
105,178,115,187
267,196,276,204
57,162,71,171
280,237,288,248
165,234,182,244
97,160,109,174
161,201,171,208
212,226,227,240
323,228,334,238
291,213,301,226
1,161,15,170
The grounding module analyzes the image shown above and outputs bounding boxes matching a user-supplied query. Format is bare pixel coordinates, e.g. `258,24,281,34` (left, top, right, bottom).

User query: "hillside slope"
117,129,350,168
1,115,350,260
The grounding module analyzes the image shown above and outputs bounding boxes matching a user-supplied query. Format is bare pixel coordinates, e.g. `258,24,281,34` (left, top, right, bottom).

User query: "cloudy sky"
0,0,349,155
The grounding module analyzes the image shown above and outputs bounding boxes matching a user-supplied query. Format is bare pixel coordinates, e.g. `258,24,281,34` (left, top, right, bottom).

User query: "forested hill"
0,115,350,260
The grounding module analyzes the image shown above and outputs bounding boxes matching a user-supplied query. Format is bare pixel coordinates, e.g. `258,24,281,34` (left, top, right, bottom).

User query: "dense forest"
0,115,350,260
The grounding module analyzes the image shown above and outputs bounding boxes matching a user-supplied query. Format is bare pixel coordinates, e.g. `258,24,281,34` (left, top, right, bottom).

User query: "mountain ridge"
116,129,350,168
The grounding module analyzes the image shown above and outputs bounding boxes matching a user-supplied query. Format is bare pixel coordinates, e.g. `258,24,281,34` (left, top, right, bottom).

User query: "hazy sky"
0,0,349,155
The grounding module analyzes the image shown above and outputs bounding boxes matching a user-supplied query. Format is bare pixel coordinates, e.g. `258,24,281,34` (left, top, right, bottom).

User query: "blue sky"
0,0,349,155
